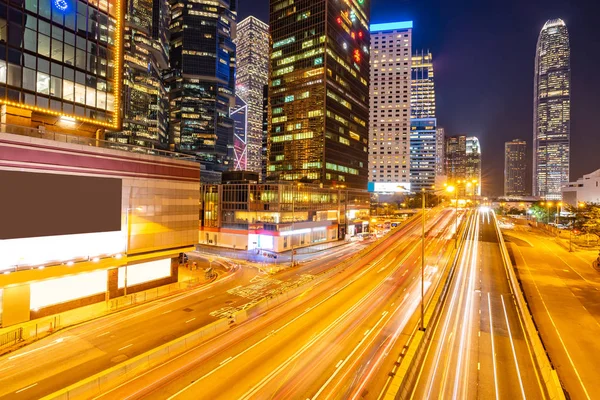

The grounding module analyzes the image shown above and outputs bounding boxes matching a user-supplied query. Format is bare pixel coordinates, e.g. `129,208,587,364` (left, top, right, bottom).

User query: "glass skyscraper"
268,0,371,189
168,0,237,182
0,0,122,135
235,16,269,178
410,50,437,192
106,0,170,149
533,19,570,200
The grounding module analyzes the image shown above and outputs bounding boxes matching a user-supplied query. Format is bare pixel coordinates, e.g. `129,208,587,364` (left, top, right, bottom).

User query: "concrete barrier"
494,214,566,400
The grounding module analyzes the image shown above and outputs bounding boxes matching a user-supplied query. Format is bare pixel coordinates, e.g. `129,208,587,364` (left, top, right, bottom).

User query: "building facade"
0,129,199,327
410,50,437,192
465,136,481,195
230,94,248,171
435,127,446,176
200,182,370,252
533,19,571,200
106,0,170,149
504,139,527,197
369,21,412,194
168,0,237,181
268,0,371,189
446,135,466,183
235,16,270,178
561,169,600,206
0,0,123,136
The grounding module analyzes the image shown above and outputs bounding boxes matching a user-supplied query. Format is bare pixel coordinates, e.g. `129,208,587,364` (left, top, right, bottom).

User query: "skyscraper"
268,0,371,189
235,16,270,178
466,136,482,195
107,0,170,149
504,139,527,197
446,135,466,193
533,19,570,200
410,50,437,192
436,127,446,176
168,0,237,182
230,95,248,171
0,0,123,136
368,21,412,193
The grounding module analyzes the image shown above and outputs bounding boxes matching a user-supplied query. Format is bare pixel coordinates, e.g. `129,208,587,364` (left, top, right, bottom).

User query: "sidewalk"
195,240,350,265
0,266,217,356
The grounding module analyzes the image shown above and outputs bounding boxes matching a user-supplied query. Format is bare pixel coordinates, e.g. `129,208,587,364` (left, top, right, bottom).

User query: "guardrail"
42,209,429,400
493,213,566,400
0,327,23,350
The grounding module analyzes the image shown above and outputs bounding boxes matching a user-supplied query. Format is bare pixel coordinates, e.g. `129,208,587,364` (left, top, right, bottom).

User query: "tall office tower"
410,50,437,192
106,0,170,149
435,127,446,176
268,0,371,189
168,0,237,182
465,136,482,195
504,139,528,197
533,19,570,200
446,135,467,182
261,84,269,182
230,95,248,171
235,16,270,177
0,0,123,137
368,21,412,194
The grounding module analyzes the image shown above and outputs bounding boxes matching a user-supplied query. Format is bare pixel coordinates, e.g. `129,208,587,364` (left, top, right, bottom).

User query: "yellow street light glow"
446,185,456,193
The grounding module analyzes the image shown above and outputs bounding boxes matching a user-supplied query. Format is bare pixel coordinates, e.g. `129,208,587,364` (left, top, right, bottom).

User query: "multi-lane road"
411,209,545,399
505,225,600,400
0,238,369,399
83,208,457,399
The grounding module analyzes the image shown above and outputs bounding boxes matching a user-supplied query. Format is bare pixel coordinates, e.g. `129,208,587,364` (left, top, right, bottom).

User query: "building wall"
0,131,199,326
268,0,370,189
561,169,600,206
504,139,527,196
369,22,412,190
410,118,437,192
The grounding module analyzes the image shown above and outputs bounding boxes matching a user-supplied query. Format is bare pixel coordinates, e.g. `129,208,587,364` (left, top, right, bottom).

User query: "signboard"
368,182,411,193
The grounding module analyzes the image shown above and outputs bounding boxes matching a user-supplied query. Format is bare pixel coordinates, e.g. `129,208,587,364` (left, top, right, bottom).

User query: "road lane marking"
97,331,111,337
8,338,65,360
118,344,133,351
185,318,196,324
489,293,500,400
501,295,527,400
162,310,172,314
335,360,343,368
15,383,38,394
220,357,233,365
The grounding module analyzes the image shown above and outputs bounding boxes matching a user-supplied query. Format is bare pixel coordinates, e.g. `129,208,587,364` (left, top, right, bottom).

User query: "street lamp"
420,188,426,331
545,201,553,224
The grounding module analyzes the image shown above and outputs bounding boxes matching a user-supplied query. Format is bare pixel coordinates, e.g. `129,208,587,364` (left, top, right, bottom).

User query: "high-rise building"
504,139,527,197
262,84,269,182
466,136,482,195
230,94,248,171
533,19,570,200
0,0,123,136
106,0,170,149
268,0,371,189
446,135,466,193
235,16,270,178
410,50,437,192
168,0,237,182
436,127,446,176
368,21,412,194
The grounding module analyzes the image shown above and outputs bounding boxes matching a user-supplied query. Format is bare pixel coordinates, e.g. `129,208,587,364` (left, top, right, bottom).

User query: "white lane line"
118,344,133,351
185,318,196,324
335,360,344,368
15,383,38,394
162,310,172,315
8,338,65,360
219,357,233,365
501,295,527,400
488,292,500,400
97,331,111,338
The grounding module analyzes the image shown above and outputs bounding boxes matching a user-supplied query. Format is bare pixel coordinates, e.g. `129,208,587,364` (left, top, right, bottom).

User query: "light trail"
488,292,500,400
501,294,527,400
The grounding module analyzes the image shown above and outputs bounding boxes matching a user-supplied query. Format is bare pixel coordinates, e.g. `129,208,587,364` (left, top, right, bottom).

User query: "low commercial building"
0,126,199,327
562,169,600,206
200,182,370,252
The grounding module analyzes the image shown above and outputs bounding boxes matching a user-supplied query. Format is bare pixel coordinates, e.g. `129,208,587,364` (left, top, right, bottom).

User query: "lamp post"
446,185,458,248
420,188,426,331
291,184,295,268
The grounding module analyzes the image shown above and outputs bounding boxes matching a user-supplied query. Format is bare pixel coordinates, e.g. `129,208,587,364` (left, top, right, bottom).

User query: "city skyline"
239,0,600,196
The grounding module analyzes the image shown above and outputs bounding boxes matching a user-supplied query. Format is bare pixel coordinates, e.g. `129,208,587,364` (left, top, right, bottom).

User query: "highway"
86,208,457,400
0,238,368,399
411,208,545,400
505,225,600,400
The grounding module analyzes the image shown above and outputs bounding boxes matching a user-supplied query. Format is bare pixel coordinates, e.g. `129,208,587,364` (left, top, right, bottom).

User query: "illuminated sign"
368,182,412,193
370,21,414,32
54,0,68,12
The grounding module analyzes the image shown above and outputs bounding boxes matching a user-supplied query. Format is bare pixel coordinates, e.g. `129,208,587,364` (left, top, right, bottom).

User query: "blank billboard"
0,170,122,239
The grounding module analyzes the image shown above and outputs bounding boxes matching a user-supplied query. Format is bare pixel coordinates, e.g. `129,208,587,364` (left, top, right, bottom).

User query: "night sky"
238,0,600,196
